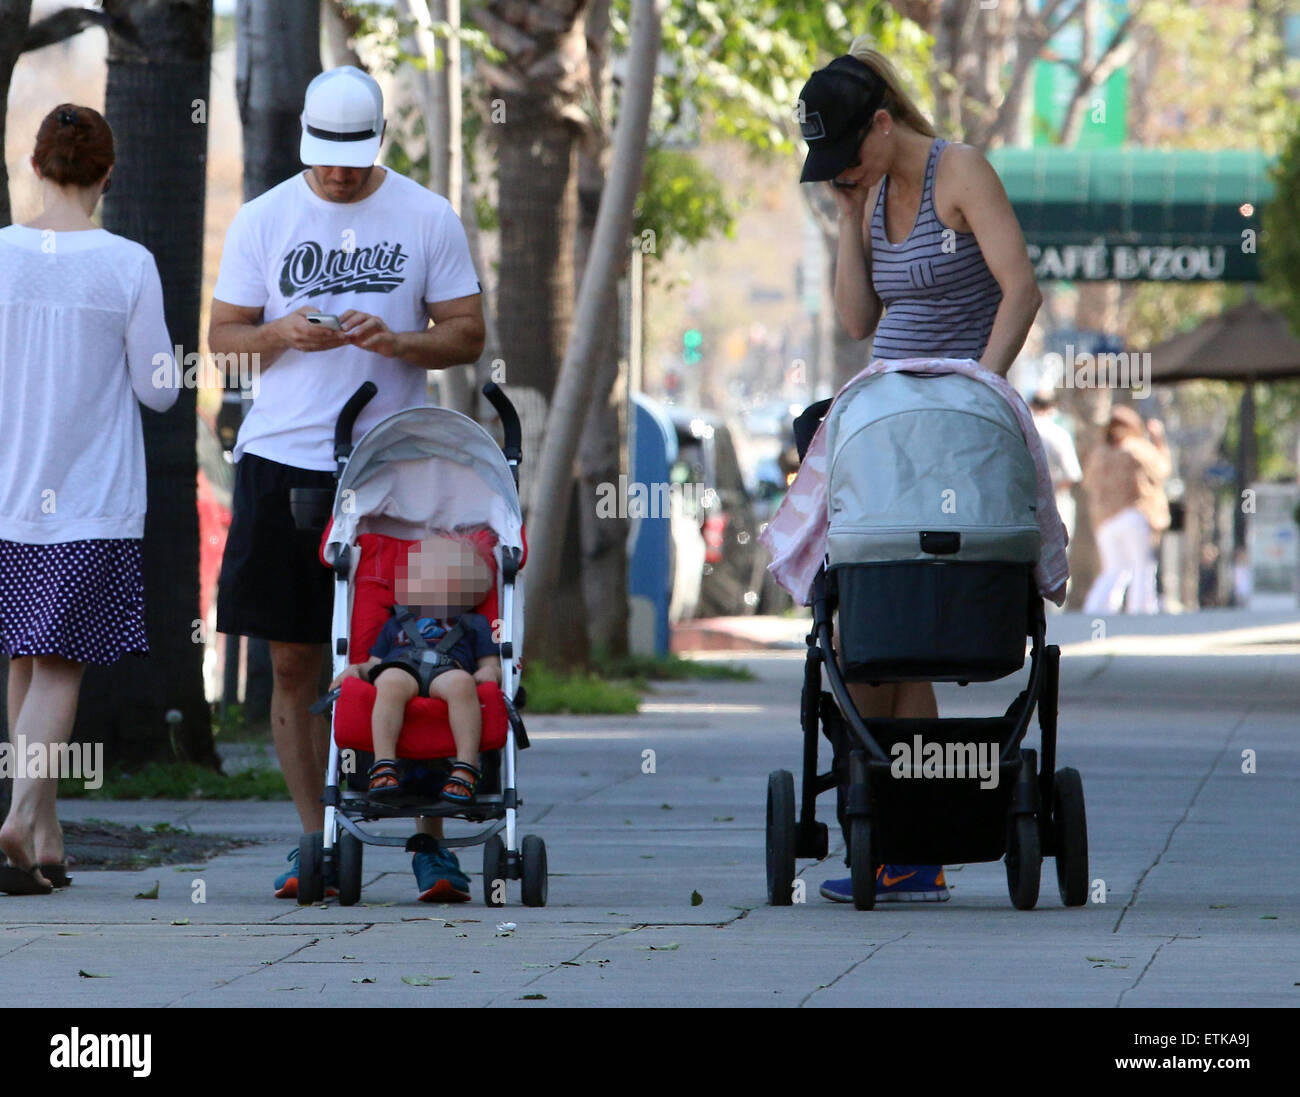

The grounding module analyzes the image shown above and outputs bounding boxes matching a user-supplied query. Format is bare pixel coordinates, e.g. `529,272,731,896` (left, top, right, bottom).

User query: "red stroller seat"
330,529,512,758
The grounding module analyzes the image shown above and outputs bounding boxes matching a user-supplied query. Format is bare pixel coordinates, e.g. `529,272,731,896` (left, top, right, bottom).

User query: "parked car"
666,408,770,617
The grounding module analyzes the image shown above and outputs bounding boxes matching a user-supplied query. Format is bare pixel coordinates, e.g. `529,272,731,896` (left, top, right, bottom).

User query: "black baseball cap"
797,56,887,183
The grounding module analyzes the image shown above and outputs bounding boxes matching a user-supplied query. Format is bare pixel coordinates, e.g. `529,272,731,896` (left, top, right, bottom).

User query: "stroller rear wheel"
483,834,506,907
849,817,876,911
765,770,796,906
297,832,325,906
521,835,548,907
1053,768,1089,906
337,829,363,906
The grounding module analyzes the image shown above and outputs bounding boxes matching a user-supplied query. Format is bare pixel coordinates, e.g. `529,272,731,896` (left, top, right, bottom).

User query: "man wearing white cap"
208,66,485,900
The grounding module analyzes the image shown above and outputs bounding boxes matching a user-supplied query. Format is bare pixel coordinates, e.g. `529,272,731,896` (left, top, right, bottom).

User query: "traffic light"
683,328,703,365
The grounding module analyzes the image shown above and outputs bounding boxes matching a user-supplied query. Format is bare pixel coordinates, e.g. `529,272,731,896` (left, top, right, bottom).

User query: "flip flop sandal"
367,759,403,798
0,863,54,895
440,761,482,804
39,863,71,888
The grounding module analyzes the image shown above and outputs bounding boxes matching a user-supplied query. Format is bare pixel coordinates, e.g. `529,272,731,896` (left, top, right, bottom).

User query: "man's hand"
340,310,398,357
275,306,350,353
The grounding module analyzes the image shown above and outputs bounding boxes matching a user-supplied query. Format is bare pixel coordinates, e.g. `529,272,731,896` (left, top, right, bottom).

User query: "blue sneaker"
274,847,300,899
820,865,950,903
272,846,339,900
413,846,471,903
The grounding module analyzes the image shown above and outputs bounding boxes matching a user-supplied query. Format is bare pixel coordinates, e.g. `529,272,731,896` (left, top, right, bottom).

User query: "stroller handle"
482,381,522,465
334,382,378,465
793,398,832,462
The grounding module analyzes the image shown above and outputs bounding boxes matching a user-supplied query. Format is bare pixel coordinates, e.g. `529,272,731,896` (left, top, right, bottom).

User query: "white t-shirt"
213,169,481,470
0,226,178,544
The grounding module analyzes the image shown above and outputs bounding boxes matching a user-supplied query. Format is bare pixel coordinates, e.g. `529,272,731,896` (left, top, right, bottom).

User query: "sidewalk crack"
798,931,911,1007
1112,700,1258,934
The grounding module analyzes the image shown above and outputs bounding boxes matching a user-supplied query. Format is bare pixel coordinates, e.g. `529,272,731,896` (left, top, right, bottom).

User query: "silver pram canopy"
824,371,1041,568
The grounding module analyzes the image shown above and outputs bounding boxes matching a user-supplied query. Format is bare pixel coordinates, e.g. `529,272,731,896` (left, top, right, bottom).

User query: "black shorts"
215,452,335,643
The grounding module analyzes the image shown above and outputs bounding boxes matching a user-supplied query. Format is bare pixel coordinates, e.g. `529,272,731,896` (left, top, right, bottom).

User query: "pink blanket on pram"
758,358,1069,606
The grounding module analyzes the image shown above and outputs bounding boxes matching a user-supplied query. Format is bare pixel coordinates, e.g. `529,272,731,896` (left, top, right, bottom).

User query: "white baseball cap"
300,66,384,169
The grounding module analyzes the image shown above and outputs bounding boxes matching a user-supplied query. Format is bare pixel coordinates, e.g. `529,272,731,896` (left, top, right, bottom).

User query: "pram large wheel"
1053,768,1089,907
849,817,876,911
483,834,506,907
765,770,796,906
297,832,325,906
521,835,548,908
337,829,363,906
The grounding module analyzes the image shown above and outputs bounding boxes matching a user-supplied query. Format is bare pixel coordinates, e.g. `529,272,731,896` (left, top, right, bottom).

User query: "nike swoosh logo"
881,870,918,887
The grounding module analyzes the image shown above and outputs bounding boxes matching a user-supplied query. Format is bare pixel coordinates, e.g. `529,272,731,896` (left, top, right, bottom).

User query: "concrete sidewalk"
2,610,1297,1006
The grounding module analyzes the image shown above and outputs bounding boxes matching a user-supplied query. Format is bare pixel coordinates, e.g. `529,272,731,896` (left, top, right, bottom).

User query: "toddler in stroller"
329,533,501,804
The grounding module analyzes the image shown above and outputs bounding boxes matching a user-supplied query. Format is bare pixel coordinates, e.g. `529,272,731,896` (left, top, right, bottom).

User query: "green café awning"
986,148,1273,283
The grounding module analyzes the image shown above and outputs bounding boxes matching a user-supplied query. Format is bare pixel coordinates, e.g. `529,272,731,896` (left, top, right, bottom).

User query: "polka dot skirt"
0,538,148,665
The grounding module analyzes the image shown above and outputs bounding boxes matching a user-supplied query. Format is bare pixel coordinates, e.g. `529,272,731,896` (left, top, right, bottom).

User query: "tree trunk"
231,0,321,724
0,0,32,228
573,0,627,658
478,0,589,667
70,0,218,768
236,0,320,202
523,0,658,655
402,0,475,416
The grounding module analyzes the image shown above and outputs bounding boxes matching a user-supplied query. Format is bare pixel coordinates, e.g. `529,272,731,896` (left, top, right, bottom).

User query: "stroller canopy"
324,406,524,564
824,371,1041,568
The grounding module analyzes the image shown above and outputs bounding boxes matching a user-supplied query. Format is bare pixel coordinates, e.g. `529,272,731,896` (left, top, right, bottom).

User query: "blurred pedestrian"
0,105,178,894
1082,406,1170,615
798,35,1041,904
1030,389,1082,542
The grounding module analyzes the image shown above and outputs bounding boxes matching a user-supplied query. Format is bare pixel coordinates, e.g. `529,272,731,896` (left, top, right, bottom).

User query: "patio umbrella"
1149,299,1300,382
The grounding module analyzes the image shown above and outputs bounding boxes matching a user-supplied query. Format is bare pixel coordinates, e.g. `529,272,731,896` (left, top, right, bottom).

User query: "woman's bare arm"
946,148,1042,376
830,181,884,341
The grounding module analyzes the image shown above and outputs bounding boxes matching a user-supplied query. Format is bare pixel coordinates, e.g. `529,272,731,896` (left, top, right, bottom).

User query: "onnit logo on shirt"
279,239,409,300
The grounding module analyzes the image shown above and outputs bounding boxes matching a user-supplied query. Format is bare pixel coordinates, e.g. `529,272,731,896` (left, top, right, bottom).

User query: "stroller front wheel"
765,770,796,906
337,829,363,906
297,832,325,906
849,817,876,911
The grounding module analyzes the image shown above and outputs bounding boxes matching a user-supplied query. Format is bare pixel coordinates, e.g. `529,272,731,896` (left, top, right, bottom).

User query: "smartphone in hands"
306,313,343,331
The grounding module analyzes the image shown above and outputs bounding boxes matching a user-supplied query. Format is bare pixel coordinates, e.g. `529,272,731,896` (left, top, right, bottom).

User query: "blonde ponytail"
847,36,937,138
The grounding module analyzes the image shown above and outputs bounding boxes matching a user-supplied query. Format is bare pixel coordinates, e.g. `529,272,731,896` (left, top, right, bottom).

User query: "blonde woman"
797,40,1041,904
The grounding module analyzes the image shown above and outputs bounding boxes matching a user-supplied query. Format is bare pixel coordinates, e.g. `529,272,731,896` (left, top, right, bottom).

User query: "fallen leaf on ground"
690,890,703,906
639,943,681,951
134,882,159,900
401,974,453,985
519,993,547,1000
171,918,190,926
78,970,110,979
351,977,376,984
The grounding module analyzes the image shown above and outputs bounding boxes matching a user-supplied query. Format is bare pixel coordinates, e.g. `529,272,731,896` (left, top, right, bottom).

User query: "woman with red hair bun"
0,104,180,894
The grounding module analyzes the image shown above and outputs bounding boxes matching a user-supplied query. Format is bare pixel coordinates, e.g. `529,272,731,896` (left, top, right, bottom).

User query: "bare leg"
369,669,417,761
268,641,330,833
428,669,480,769
0,654,84,878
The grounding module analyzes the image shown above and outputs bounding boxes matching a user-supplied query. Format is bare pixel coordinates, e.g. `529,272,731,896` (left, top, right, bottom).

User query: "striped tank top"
870,138,1002,361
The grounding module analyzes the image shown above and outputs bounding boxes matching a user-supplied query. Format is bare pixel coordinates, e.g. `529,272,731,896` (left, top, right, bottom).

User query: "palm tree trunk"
71,0,218,768
523,0,659,643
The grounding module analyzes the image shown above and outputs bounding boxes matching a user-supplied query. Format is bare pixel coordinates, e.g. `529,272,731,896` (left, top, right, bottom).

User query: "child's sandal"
367,759,402,798
441,761,481,804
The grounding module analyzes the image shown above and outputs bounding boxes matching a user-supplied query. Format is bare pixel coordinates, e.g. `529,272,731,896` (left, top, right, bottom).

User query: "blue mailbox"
627,393,678,656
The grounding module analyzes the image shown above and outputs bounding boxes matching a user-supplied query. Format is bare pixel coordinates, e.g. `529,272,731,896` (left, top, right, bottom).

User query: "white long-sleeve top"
0,225,178,544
